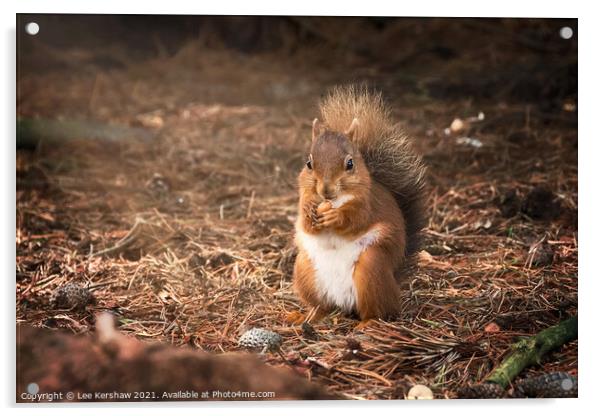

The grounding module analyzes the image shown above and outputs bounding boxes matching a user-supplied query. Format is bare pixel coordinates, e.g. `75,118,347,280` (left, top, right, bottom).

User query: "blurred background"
18,15,577,113
16,15,577,400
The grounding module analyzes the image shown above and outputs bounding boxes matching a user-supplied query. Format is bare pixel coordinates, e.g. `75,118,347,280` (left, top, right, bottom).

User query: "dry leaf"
484,322,501,333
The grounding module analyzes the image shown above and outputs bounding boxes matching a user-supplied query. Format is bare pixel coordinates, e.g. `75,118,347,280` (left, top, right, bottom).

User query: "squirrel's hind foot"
285,311,306,325
353,319,377,331
285,306,326,325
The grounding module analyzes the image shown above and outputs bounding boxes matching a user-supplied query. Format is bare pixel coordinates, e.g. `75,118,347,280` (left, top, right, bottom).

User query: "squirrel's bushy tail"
319,85,427,257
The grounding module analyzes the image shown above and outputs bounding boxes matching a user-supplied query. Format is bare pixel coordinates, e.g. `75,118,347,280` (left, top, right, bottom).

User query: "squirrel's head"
301,118,371,201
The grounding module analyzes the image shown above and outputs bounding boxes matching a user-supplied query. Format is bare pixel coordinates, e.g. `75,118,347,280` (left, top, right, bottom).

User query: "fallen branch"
485,316,577,389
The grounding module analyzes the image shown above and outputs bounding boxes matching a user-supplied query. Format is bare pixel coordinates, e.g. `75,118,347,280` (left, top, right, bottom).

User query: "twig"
90,219,144,257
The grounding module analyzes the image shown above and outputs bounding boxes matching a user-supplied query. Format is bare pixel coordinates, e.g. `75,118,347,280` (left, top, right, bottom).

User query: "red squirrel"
291,86,426,325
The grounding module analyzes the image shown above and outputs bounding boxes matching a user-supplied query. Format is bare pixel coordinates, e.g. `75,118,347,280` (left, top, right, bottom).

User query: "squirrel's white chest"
295,222,380,312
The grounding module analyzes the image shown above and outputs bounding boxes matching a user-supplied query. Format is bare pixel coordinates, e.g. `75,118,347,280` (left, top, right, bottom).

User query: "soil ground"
16,16,577,399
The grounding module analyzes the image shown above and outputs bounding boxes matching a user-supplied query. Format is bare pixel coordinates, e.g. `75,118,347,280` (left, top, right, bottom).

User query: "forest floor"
16,18,577,399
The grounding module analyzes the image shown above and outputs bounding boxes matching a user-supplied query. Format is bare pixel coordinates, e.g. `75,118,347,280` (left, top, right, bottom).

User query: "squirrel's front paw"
302,201,319,226
315,202,343,229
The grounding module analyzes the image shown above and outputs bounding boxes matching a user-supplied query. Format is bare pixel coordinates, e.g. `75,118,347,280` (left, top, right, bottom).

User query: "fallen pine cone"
513,372,577,398
529,240,555,267
238,328,283,353
457,372,578,399
50,282,93,310
301,322,318,340
457,382,506,399
521,187,561,221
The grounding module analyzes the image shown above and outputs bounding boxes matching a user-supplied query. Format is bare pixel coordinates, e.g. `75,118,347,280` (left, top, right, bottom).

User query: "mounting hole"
559,26,573,40
561,378,574,391
25,22,40,36
27,382,39,395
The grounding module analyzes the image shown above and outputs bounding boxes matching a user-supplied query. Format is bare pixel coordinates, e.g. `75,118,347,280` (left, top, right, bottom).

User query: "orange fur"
293,123,407,321
292,249,322,307
353,238,402,320
292,87,425,322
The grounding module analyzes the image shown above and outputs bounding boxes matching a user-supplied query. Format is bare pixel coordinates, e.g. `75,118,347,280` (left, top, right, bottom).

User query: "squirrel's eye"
346,158,354,171
306,159,312,170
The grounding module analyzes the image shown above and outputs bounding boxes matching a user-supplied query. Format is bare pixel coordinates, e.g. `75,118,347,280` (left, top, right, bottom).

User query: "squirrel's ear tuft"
312,118,322,142
345,118,360,139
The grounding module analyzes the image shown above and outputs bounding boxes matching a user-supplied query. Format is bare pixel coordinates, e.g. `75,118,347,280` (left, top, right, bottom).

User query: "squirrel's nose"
317,182,335,200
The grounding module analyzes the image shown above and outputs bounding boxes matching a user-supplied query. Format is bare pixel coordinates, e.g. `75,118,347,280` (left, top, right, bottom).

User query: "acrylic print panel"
16,14,577,402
